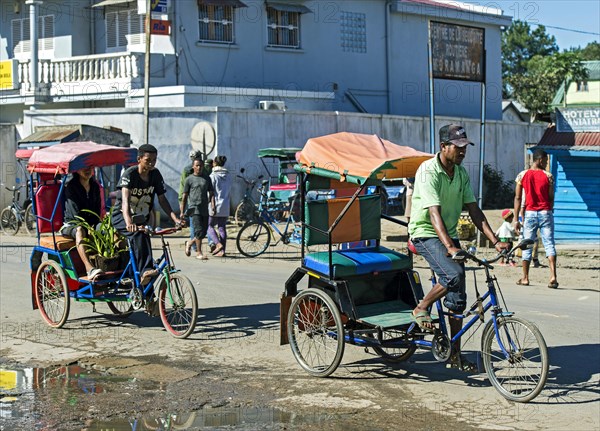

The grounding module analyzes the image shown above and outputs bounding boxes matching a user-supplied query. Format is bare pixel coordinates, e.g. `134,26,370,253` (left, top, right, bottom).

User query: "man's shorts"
411,237,466,313
190,214,208,240
522,210,556,260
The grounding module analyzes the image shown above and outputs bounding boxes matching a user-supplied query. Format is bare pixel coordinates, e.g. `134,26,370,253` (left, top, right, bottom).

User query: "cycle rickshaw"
280,132,548,402
27,141,198,338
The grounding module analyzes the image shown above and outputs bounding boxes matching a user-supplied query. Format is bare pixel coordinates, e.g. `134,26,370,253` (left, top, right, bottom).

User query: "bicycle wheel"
371,329,420,362
158,273,198,339
481,316,548,402
287,288,345,377
236,221,271,257
0,207,19,235
24,203,37,235
35,260,70,328
107,300,134,318
234,199,255,225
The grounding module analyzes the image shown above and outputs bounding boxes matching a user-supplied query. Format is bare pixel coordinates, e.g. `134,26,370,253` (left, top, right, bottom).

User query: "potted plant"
71,210,127,272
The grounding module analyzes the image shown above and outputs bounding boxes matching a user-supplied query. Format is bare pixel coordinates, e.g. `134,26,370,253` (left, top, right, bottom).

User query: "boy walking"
180,157,215,260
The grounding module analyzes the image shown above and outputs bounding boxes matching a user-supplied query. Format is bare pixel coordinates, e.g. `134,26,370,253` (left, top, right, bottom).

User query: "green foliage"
71,210,123,258
502,20,558,98
567,41,600,61
482,164,514,210
511,52,588,118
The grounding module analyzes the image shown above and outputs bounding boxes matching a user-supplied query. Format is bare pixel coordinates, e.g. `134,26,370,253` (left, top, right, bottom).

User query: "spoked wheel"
24,203,37,235
0,207,19,235
158,273,198,339
234,200,255,225
236,221,271,257
35,260,70,328
287,288,345,377
371,329,420,362
107,300,134,318
481,316,549,402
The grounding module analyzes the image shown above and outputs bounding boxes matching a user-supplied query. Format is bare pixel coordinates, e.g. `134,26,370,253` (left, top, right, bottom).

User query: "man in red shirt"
513,149,558,288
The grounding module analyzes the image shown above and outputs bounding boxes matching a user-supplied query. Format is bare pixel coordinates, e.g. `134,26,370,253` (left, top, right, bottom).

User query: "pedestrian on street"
495,209,517,266
513,149,558,288
208,156,232,257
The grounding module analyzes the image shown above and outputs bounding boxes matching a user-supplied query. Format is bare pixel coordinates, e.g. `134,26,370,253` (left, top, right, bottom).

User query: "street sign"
138,0,168,14
430,21,485,82
0,59,19,90
150,19,171,35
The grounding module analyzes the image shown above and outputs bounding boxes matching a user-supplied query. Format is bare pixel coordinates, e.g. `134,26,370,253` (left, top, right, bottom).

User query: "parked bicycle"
234,168,263,225
236,179,301,257
0,181,36,236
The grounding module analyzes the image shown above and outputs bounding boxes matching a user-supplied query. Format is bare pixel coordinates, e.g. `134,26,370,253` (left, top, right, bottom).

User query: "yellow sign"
0,59,18,90
0,369,18,390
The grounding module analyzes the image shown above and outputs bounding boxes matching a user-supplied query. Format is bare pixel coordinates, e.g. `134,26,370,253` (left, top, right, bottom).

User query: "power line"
531,23,600,37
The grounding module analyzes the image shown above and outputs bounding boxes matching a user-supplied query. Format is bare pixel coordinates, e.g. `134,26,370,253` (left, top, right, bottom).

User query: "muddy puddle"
0,365,345,430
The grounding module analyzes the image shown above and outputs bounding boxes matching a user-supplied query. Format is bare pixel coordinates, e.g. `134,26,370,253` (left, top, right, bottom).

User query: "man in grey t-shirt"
180,158,215,260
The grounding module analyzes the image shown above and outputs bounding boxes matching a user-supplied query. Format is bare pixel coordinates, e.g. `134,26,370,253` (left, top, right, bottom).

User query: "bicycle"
0,182,36,236
233,168,263,225
236,180,301,257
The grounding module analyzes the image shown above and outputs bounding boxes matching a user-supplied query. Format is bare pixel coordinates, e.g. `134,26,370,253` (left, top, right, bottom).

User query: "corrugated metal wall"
553,152,600,243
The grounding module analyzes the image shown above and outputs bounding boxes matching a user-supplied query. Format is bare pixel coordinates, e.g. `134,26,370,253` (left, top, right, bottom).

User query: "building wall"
565,81,600,106
0,123,19,209
21,107,545,212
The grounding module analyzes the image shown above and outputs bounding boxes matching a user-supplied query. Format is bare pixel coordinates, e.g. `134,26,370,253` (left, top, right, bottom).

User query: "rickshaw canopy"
15,148,36,160
258,147,302,159
27,141,138,174
296,132,433,185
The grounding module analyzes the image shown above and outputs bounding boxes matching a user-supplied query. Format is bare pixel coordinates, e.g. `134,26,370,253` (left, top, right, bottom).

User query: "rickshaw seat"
39,235,76,251
303,246,411,278
35,181,64,233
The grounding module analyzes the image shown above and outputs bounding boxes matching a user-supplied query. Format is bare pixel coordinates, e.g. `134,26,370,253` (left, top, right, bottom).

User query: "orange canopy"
297,132,433,184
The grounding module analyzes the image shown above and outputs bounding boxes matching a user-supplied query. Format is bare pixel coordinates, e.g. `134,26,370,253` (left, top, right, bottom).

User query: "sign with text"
150,19,171,35
0,59,18,91
430,21,485,82
138,0,168,14
556,108,600,133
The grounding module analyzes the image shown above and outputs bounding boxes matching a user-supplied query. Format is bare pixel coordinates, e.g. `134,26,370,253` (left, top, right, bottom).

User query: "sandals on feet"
548,281,559,289
447,354,479,373
516,279,529,286
196,255,208,260
184,241,191,257
412,310,434,331
140,269,159,286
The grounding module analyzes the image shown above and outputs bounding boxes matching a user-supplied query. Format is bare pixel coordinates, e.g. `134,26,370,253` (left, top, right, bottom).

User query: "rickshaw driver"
408,124,510,370
61,167,104,280
112,144,184,285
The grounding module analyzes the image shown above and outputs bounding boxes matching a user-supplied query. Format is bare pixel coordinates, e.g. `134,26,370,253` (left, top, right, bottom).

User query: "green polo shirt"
408,153,476,239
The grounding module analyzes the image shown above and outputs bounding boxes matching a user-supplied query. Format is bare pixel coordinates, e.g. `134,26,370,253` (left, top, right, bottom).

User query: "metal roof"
92,0,135,7
537,125,600,148
17,128,80,146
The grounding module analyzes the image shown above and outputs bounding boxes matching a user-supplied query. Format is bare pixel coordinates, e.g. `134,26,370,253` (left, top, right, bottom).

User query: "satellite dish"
190,121,216,157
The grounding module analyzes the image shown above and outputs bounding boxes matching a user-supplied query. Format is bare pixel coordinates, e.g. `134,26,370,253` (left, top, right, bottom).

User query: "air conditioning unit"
258,100,286,111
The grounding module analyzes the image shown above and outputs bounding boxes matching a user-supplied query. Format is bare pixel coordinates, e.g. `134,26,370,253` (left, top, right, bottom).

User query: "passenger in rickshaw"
112,144,184,284
60,167,104,280
409,124,510,370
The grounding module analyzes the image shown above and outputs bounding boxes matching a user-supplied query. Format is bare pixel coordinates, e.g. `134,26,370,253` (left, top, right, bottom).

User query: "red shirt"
518,169,553,211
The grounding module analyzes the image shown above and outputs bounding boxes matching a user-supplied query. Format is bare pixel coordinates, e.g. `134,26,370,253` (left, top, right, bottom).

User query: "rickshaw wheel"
107,301,134,318
236,221,271,257
158,273,198,339
234,200,256,225
287,288,345,377
35,260,70,328
371,329,420,362
24,203,37,235
0,208,19,236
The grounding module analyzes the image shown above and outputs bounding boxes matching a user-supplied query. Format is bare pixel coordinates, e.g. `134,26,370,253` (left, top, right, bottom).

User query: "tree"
509,51,588,121
568,41,600,61
501,20,559,98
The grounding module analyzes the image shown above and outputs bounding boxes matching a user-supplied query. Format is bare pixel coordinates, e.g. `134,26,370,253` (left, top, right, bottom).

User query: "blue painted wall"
551,151,600,243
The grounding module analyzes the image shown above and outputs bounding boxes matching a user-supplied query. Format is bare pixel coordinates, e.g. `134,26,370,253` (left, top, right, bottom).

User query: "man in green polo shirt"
409,124,509,372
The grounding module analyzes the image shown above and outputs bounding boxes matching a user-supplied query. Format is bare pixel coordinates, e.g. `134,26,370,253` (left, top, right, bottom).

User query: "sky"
464,0,600,50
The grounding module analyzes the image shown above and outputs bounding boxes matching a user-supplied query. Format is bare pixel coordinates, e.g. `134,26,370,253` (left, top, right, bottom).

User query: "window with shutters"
11,15,54,55
267,8,300,48
198,5,234,43
106,8,144,51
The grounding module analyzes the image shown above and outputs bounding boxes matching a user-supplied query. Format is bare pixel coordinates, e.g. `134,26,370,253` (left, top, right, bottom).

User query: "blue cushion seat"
303,246,411,278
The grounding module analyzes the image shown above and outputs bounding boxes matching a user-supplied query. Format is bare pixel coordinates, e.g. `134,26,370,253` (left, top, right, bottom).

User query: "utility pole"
143,0,152,146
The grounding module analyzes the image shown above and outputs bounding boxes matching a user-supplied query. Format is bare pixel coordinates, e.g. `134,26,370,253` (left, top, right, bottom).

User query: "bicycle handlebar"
137,225,183,236
451,238,535,268
1,184,24,193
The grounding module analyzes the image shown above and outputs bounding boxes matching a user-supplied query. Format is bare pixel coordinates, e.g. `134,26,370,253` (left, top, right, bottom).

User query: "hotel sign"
556,108,600,133
430,21,485,82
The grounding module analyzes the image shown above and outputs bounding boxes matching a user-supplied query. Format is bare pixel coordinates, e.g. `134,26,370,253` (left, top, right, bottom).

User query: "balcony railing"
18,52,142,92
